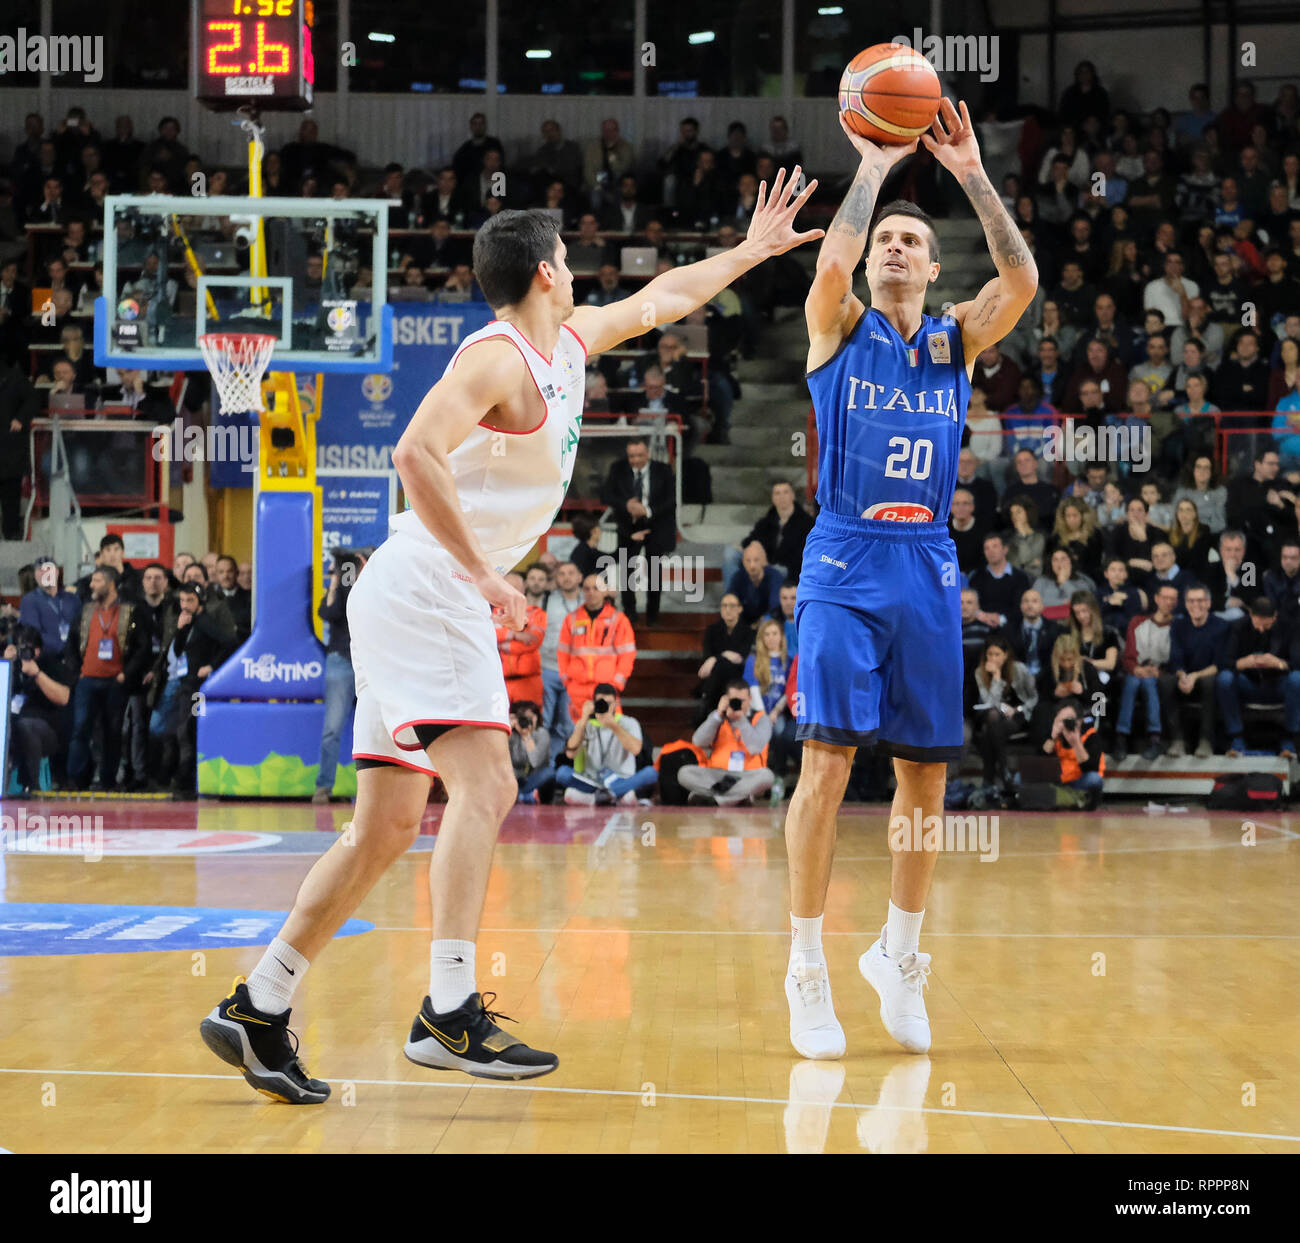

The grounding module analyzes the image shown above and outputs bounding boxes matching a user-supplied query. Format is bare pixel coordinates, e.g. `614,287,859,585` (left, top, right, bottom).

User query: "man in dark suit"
600,438,676,624
600,175,655,233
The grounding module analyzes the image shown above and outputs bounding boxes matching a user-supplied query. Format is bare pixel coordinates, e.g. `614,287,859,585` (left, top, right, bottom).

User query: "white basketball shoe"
859,929,932,1053
785,956,846,1059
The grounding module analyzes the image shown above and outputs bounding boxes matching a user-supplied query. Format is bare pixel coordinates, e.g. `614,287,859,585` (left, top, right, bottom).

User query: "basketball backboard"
94,194,393,374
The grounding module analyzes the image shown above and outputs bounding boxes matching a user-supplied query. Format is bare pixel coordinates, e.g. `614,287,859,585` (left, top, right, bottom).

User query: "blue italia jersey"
807,307,970,524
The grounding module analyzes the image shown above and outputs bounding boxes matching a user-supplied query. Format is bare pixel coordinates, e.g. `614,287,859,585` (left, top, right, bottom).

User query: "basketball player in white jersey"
200,170,823,1101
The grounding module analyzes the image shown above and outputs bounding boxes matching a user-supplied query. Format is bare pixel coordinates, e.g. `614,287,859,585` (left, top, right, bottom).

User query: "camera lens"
728,697,744,711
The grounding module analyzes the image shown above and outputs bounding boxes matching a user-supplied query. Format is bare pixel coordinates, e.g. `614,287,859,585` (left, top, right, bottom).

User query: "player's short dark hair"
871,200,939,262
472,209,562,309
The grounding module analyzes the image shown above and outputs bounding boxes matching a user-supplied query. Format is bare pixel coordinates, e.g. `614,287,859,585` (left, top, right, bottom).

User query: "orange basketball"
839,43,942,144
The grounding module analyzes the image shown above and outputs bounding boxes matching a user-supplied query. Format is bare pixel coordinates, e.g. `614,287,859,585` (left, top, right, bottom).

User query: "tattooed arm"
923,99,1039,369
805,113,918,370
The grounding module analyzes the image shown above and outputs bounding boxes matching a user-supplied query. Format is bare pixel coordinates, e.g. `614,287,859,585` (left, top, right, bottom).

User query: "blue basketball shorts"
794,512,963,762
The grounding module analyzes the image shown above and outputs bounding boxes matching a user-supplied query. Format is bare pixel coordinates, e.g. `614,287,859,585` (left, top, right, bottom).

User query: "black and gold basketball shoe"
404,992,559,1080
199,976,330,1104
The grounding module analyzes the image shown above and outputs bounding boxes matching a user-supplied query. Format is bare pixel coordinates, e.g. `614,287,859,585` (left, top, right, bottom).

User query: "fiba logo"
362,374,392,404
116,297,140,321
327,305,354,332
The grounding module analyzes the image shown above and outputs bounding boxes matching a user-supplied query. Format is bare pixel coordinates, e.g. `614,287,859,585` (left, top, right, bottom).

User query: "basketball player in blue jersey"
783,99,1038,1059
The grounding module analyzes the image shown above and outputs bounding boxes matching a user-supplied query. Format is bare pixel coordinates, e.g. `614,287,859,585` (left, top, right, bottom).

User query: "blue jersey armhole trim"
805,305,871,381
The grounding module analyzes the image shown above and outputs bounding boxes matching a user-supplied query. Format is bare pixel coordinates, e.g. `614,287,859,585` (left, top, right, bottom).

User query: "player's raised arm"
925,98,1039,361
391,338,528,627
567,166,823,356
806,114,918,343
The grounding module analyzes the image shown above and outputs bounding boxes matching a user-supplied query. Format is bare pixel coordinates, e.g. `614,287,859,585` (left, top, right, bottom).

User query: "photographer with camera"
677,677,775,806
5,624,72,793
1041,700,1106,809
509,700,554,804
555,683,657,806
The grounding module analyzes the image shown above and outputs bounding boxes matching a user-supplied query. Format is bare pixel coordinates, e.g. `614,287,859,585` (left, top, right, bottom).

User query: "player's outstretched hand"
744,164,825,259
921,98,981,175
476,567,527,631
837,110,919,170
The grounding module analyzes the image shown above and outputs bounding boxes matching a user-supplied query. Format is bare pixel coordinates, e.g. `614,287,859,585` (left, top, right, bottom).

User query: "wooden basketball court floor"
0,797,1297,1154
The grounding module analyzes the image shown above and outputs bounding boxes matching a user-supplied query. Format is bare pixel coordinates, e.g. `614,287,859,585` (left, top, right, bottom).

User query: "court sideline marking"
0,1066,1295,1145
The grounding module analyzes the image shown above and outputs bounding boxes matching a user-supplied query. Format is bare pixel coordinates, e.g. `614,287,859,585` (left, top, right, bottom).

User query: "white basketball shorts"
347,528,511,775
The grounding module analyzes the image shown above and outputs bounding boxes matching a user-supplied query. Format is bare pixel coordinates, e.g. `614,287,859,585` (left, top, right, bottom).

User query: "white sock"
430,939,477,1013
245,937,309,1015
885,901,924,959
790,913,825,968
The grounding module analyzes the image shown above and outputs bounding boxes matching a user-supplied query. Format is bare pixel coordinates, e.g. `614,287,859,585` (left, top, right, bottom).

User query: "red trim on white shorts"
392,717,512,751
353,751,437,777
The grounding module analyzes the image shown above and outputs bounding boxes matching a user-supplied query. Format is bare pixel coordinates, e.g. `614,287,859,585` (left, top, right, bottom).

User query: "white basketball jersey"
389,318,587,570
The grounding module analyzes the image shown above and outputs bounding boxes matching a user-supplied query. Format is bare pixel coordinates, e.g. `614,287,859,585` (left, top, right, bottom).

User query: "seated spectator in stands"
696,593,754,719
20,555,80,657
1011,587,1060,690
1109,496,1167,578
1166,497,1214,580
1143,251,1198,331
949,487,988,573
1226,447,1294,542
1263,539,1300,626
965,386,1006,463
1003,375,1057,452
971,636,1038,790
1168,380,1220,472
1033,546,1097,616
1005,495,1046,577
1165,583,1228,757
1000,448,1060,526
960,588,993,708
1170,297,1224,368
1099,555,1148,635
98,368,171,421
1069,588,1122,711
1145,540,1198,610
585,263,629,308
568,514,603,580
1113,582,1180,760
1097,482,1128,528
678,678,775,807
972,344,1022,412
1033,633,1101,742
1269,336,1300,410
969,532,1032,628
497,571,547,707
728,540,784,625
770,581,798,656
1065,338,1129,413
3,623,72,792
1204,528,1261,621
1216,328,1272,414
1273,373,1300,470
955,447,999,524
509,701,553,804
745,617,796,803
1173,454,1228,536
1040,700,1106,806
556,684,656,805
1034,336,1070,408
1217,595,1300,758
726,480,814,586
434,263,482,303
600,174,655,233
1049,497,1105,582
1129,333,1175,409
209,554,252,643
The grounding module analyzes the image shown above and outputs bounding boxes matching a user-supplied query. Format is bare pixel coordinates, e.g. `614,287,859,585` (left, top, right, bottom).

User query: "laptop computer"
620,246,658,276
193,242,239,268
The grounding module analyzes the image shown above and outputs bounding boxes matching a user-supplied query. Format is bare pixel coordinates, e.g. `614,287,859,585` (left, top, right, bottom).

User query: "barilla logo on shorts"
862,502,934,522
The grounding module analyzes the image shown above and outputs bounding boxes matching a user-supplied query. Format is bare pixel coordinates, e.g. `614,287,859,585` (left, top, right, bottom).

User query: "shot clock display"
193,0,315,110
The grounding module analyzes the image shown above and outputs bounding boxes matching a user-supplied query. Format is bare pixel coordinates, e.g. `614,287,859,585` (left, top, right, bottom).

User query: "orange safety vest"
497,605,546,681
557,603,637,716
1055,724,1105,784
709,711,769,771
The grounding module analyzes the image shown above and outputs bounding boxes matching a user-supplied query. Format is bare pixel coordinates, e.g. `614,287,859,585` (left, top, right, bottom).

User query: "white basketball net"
199,333,277,413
